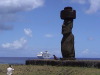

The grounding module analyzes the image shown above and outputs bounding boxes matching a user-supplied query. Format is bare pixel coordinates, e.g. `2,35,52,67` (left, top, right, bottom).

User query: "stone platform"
26,59,100,68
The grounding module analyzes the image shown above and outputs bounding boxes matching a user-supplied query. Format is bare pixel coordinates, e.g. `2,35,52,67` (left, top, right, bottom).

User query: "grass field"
0,64,100,75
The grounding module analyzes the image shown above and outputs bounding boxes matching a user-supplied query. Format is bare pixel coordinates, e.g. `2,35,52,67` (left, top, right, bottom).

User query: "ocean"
0,57,36,65
0,57,100,65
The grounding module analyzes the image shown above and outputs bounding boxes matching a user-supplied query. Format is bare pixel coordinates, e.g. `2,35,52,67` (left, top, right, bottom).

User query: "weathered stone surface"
61,33,75,58
60,7,76,19
26,59,100,68
60,7,76,59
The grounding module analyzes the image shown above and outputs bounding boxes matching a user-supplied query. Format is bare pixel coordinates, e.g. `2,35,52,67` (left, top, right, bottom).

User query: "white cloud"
71,0,100,14
86,0,100,14
81,49,89,54
76,49,100,58
71,0,86,4
45,34,54,38
0,0,44,14
0,0,44,31
2,38,27,49
24,28,32,37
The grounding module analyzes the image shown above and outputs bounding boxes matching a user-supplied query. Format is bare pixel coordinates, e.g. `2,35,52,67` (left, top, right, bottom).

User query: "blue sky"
0,0,100,58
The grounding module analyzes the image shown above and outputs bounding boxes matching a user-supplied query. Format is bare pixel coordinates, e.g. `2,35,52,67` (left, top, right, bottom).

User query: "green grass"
0,64,100,75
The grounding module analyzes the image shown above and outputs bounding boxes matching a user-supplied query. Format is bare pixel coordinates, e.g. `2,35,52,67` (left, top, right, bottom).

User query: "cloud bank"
0,0,44,14
86,0,100,14
1,38,27,49
71,0,86,4
71,0,100,14
0,0,44,31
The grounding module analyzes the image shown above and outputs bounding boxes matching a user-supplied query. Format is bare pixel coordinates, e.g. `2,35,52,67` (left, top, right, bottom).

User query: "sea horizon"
1,57,100,65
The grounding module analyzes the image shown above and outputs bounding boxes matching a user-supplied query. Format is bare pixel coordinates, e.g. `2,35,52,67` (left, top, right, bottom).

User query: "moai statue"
60,7,76,60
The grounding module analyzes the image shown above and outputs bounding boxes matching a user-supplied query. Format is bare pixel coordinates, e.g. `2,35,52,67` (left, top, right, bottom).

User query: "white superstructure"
37,51,51,59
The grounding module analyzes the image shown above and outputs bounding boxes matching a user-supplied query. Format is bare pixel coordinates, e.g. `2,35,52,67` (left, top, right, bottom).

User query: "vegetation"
0,64,100,75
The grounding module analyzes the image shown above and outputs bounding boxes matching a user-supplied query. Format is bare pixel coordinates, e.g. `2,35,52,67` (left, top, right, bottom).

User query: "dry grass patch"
0,64,100,75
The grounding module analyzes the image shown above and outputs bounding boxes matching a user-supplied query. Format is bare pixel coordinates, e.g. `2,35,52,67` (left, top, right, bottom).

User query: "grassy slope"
0,64,100,75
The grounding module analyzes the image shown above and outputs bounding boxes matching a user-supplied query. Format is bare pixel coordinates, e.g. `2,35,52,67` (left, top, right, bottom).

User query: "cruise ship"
37,51,51,59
